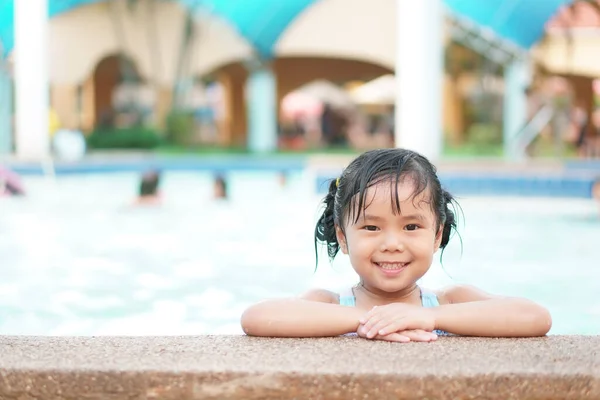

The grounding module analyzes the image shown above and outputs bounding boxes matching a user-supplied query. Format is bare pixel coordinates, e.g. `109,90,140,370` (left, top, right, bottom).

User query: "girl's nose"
380,232,405,252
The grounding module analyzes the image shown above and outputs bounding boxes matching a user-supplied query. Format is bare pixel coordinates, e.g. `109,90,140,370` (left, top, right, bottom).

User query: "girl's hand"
357,325,437,342
359,303,436,339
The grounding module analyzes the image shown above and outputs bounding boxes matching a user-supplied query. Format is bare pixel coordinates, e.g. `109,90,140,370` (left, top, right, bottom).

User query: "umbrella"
281,91,324,118
349,74,397,105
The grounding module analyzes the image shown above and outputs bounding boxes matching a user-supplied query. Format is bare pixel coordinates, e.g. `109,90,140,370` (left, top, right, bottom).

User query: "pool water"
0,171,599,336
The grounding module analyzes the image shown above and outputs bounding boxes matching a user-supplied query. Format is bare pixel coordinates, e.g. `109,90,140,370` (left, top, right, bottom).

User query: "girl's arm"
240,289,364,337
433,285,552,337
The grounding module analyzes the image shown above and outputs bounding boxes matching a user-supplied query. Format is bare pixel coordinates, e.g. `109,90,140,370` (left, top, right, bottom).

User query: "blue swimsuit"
339,286,450,336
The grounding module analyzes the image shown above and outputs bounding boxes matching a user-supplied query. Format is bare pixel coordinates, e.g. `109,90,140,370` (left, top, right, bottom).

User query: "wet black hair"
314,148,459,266
139,170,161,197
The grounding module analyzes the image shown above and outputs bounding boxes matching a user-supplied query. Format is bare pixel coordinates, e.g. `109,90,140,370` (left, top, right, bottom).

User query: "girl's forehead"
348,180,434,216
364,180,428,204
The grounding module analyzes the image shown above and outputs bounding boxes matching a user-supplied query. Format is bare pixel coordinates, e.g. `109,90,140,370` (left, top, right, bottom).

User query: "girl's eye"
405,224,419,231
363,225,378,231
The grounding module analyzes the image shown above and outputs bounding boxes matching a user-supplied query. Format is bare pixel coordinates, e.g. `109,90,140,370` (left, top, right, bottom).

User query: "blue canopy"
180,0,317,58
444,0,572,49
0,0,573,58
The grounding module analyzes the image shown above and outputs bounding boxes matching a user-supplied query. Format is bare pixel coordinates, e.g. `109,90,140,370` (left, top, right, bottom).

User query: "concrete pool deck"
0,335,598,399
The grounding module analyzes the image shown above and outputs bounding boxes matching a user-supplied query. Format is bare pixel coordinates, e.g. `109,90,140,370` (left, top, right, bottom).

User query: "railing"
509,103,555,161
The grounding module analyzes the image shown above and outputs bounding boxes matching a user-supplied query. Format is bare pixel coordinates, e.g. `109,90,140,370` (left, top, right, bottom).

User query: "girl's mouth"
374,262,409,276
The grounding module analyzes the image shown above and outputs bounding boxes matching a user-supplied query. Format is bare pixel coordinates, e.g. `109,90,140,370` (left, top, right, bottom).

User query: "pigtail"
314,179,340,268
440,189,458,249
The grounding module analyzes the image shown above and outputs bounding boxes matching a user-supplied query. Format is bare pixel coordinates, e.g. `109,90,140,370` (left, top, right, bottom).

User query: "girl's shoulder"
432,284,498,305
299,288,340,304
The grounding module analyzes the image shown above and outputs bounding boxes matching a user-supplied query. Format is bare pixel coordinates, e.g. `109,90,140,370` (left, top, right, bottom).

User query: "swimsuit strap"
338,287,356,307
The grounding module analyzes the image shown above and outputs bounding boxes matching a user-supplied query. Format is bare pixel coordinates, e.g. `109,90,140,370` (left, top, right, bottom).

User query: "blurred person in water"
278,171,288,189
135,170,162,206
0,166,25,197
593,177,600,216
213,174,228,200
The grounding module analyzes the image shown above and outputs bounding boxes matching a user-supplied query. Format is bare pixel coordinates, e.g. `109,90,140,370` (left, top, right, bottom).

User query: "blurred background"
0,0,599,336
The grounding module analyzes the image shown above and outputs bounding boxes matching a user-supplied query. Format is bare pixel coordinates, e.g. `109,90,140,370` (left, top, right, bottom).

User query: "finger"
367,317,391,338
359,314,367,325
412,329,438,340
363,314,389,337
364,309,397,333
370,318,407,338
396,330,437,342
361,306,386,323
358,323,385,339
360,305,383,325
376,332,410,343
371,317,415,335
357,324,368,338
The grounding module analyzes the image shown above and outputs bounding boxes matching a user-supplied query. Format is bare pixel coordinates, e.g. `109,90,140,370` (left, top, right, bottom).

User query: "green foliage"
87,127,162,149
165,110,195,146
443,142,503,158
466,123,503,145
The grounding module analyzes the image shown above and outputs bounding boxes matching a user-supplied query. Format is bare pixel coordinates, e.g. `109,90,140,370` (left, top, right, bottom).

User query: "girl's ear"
434,224,443,251
335,225,348,254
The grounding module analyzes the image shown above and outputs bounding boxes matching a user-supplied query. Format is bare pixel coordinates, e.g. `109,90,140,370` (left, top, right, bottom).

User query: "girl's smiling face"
336,178,443,298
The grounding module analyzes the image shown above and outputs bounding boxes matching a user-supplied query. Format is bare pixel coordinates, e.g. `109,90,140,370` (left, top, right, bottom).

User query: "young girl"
241,149,552,342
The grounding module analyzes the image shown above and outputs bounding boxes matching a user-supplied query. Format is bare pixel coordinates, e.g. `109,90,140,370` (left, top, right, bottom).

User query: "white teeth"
376,262,406,270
